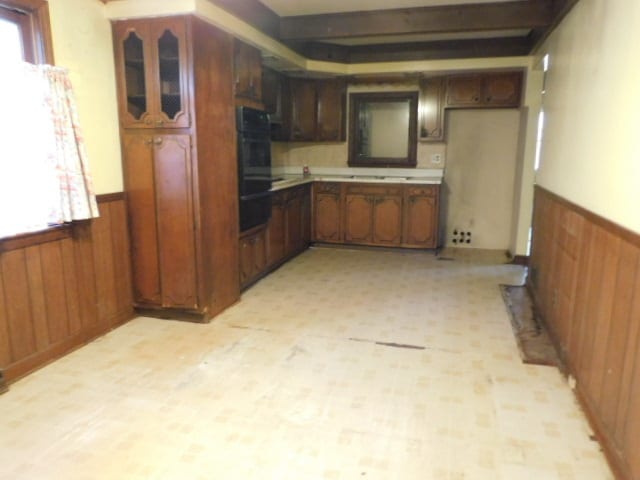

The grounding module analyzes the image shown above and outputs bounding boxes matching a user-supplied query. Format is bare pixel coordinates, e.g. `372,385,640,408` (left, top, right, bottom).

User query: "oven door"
238,133,271,197
239,191,272,232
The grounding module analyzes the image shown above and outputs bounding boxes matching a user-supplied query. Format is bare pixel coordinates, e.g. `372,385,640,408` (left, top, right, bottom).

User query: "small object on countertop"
303,165,310,177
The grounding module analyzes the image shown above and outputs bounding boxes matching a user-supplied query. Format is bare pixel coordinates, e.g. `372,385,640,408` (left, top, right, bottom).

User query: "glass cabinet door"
114,18,190,129
152,18,190,129
114,22,153,128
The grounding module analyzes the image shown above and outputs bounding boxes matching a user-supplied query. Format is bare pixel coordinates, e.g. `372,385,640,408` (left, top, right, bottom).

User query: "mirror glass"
349,92,418,167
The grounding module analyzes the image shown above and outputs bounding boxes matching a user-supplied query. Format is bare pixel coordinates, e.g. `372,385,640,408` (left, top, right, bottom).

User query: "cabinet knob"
144,118,152,125
155,119,164,126
153,137,163,145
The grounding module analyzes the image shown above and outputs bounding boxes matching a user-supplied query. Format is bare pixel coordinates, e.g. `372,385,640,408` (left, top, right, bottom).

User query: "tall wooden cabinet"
113,16,240,320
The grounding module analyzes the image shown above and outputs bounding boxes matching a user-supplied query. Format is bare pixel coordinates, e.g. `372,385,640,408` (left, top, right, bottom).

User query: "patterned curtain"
0,63,98,238
40,65,99,224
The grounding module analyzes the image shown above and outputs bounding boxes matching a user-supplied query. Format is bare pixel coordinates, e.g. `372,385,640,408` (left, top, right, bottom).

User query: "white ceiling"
261,0,519,17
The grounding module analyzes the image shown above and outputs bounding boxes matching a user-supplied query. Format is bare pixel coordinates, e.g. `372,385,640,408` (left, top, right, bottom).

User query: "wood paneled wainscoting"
0,193,134,384
529,186,640,480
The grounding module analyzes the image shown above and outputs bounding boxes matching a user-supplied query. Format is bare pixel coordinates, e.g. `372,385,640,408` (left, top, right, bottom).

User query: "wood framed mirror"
348,91,418,168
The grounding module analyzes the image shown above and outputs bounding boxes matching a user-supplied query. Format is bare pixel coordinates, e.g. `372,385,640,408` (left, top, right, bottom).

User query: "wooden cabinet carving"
446,72,522,108
313,183,342,243
113,18,190,129
403,186,439,248
234,39,263,106
419,76,446,142
114,16,239,320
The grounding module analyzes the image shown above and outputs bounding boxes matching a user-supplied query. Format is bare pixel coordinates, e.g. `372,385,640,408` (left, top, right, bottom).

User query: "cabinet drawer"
406,185,438,197
315,182,341,194
345,184,402,196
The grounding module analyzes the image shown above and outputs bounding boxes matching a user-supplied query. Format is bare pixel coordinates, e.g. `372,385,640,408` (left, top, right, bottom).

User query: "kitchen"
0,0,639,478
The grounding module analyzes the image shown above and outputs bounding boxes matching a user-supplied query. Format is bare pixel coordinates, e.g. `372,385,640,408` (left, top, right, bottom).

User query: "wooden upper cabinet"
279,77,347,142
289,79,317,141
446,75,483,107
234,39,262,105
446,72,522,108
419,76,446,142
113,18,190,129
263,67,283,123
483,72,523,106
316,79,346,141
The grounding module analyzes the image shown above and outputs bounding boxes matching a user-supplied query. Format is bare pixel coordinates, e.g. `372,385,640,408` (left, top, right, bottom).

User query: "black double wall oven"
237,106,272,232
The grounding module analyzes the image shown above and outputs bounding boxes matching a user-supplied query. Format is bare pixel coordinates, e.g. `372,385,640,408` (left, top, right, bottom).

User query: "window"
0,1,84,240
0,1,53,64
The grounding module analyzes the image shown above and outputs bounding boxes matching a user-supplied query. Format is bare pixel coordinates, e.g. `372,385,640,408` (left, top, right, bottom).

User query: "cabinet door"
403,186,439,248
419,77,445,141
262,67,282,122
114,21,154,129
290,79,317,141
267,192,286,267
239,235,254,286
234,40,262,103
313,184,342,242
152,18,190,128
285,190,302,256
154,134,198,308
122,134,161,304
446,75,483,108
301,185,312,247
316,79,346,141
372,195,403,246
253,227,267,275
344,194,373,244
483,72,522,107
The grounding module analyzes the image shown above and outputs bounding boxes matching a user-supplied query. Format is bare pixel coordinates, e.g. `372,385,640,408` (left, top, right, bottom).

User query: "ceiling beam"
296,36,533,64
279,0,554,41
209,0,280,38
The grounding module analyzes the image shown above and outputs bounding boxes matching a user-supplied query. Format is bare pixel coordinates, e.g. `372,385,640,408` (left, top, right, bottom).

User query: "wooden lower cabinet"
240,225,267,288
314,181,439,249
313,183,342,242
242,184,311,289
344,185,404,247
123,133,198,309
403,186,439,248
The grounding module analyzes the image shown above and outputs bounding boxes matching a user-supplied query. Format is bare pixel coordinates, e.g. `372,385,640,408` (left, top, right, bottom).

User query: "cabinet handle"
486,96,492,102
144,138,153,146
144,118,152,125
153,137,163,145
155,119,164,126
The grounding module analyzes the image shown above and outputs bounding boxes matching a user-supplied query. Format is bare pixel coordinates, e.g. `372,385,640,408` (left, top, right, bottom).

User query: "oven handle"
240,191,272,201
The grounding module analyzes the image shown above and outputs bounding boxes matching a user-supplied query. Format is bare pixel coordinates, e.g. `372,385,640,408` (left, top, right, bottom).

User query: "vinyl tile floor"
0,247,613,479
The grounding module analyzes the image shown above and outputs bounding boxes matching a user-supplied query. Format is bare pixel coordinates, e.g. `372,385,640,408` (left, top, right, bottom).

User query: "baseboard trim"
510,254,529,266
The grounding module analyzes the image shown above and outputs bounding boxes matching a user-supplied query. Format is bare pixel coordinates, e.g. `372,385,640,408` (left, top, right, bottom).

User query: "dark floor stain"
375,341,425,350
228,325,272,332
437,256,455,261
348,337,425,350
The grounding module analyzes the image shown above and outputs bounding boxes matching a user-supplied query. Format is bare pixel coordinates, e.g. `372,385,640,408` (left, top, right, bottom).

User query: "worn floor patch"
500,284,562,368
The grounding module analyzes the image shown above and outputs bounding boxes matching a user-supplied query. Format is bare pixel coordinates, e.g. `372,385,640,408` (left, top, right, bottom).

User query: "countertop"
270,167,443,192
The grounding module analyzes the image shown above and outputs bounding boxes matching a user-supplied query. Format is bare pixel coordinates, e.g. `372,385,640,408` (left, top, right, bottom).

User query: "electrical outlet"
430,153,443,164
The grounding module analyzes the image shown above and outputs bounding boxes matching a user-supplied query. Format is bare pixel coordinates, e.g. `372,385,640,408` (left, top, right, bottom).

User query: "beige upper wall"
48,0,122,194
536,0,640,234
